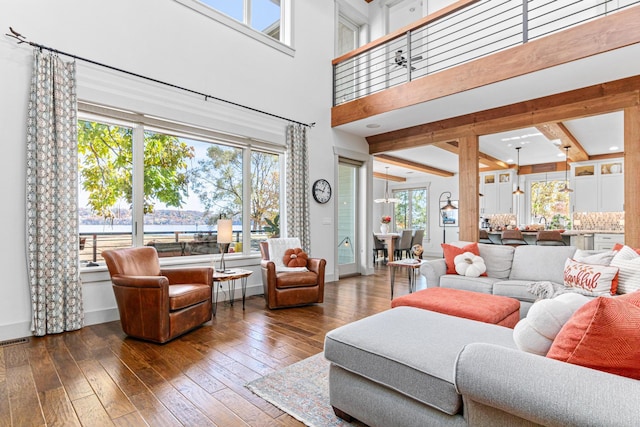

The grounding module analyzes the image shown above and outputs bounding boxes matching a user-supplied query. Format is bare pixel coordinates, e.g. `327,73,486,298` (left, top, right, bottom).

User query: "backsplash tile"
572,212,625,231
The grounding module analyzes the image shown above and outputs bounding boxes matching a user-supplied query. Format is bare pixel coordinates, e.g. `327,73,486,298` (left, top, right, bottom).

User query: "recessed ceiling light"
507,158,514,163
551,139,562,146
557,152,566,157
366,123,381,129
609,146,619,151
406,171,414,174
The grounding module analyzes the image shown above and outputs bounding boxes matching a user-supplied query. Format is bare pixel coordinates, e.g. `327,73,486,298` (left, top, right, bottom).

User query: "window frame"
78,103,284,264
173,0,294,56
391,186,428,236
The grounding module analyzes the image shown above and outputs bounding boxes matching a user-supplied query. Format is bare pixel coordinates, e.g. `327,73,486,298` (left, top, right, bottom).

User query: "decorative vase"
380,223,389,234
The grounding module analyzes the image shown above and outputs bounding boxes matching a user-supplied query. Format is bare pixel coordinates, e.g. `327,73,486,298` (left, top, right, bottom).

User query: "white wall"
0,0,370,340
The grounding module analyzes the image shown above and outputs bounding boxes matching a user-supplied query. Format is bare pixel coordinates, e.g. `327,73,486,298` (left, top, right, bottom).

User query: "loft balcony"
331,0,640,129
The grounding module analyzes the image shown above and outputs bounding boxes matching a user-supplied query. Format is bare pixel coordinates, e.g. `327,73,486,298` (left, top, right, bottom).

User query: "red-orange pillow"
613,243,640,254
283,248,308,267
546,292,640,379
441,243,480,275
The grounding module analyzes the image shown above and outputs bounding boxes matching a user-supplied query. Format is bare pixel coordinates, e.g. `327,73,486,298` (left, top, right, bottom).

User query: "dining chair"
372,232,388,264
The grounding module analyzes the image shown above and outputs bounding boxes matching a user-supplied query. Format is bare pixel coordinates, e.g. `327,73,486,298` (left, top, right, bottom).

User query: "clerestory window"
174,0,291,53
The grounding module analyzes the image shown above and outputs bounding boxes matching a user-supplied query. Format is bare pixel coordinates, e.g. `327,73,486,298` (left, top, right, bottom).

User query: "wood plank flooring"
0,264,423,426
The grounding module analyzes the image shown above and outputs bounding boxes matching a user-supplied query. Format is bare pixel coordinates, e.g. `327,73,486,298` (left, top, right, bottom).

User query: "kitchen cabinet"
480,171,513,215
594,233,624,251
571,159,623,213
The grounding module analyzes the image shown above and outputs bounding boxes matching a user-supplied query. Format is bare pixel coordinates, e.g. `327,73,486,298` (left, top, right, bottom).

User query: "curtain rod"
6,27,315,128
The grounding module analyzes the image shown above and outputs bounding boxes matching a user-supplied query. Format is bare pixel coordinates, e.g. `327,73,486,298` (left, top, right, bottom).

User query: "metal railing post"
406,31,412,83
522,0,529,43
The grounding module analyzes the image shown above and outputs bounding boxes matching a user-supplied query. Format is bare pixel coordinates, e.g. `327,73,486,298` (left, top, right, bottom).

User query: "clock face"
312,179,331,204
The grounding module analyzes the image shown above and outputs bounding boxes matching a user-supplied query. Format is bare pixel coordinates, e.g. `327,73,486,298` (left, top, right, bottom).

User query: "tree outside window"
530,180,571,228
393,188,427,232
77,117,280,263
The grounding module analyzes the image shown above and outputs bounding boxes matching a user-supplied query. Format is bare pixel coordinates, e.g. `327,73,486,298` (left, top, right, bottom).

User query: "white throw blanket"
527,281,598,300
267,238,308,272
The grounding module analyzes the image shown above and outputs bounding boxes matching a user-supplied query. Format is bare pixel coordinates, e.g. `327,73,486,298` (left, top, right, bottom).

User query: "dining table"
374,232,401,262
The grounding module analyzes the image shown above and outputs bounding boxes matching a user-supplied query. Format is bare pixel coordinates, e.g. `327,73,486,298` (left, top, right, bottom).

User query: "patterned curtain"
26,49,83,336
285,124,311,252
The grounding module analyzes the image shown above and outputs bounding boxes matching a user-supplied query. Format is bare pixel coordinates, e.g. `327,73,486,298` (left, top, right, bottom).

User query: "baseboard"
0,321,31,342
0,283,267,342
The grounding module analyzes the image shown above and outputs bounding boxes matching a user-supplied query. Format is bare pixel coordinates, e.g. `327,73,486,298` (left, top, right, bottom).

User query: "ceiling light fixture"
560,146,574,193
513,147,524,195
374,167,401,204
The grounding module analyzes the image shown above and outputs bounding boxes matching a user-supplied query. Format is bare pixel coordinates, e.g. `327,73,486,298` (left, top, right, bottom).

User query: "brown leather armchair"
103,247,213,343
259,241,326,309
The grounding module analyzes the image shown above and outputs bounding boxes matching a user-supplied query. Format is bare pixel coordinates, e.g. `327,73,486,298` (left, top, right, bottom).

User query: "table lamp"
217,218,233,273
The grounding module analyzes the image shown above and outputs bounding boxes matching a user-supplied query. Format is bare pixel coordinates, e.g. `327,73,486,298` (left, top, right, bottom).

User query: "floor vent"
0,337,29,348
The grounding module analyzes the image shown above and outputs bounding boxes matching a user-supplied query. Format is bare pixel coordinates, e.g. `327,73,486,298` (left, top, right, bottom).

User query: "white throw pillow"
267,238,302,269
573,249,616,266
610,245,640,294
513,293,591,356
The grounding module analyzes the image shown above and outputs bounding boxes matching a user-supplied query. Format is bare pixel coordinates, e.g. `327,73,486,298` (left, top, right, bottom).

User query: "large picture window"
78,113,281,265
530,179,571,227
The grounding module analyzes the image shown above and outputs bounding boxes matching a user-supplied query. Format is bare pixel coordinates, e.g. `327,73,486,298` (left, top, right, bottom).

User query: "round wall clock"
312,179,332,204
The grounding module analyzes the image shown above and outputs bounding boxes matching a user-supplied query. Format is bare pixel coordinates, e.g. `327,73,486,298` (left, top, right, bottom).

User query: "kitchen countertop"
487,230,624,235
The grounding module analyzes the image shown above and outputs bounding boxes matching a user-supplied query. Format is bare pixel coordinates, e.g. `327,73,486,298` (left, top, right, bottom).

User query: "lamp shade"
217,219,233,243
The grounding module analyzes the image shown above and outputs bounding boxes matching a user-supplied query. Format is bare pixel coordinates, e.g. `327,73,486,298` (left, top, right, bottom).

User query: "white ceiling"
337,43,640,180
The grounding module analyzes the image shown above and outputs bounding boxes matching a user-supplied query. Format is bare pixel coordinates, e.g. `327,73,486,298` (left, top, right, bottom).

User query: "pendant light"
513,146,524,195
559,145,574,193
374,167,401,203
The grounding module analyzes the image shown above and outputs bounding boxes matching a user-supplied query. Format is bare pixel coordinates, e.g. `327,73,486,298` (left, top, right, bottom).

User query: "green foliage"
189,147,279,229
263,214,280,238
530,180,570,221
77,121,194,219
549,214,572,230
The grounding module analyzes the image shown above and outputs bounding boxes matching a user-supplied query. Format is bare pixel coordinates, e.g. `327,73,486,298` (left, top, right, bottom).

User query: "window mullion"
242,147,252,255
244,0,251,26
132,124,145,247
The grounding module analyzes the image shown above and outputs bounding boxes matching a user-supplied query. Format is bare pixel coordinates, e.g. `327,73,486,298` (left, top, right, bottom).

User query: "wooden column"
625,105,640,248
458,135,480,242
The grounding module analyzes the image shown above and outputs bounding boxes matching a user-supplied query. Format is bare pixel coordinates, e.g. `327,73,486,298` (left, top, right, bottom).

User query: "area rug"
246,352,351,427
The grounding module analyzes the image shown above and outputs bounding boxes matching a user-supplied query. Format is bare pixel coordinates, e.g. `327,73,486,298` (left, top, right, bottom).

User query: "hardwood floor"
0,264,424,426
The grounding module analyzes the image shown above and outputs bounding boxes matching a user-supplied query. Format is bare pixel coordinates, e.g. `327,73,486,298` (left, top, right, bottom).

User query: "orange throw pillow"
546,292,640,379
612,243,640,254
441,243,480,275
282,248,308,267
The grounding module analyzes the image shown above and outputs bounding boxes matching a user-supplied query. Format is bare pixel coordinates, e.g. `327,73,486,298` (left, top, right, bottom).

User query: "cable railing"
79,229,268,265
333,0,640,106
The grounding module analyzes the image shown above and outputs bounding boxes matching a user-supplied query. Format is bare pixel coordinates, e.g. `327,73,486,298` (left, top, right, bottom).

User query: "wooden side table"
212,269,253,315
387,259,425,299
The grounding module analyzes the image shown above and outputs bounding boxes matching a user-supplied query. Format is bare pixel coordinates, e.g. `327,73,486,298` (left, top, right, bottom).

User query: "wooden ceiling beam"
367,77,640,153
432,141,510,170
374,154,454,177
373,171,406,182
536,123,589,161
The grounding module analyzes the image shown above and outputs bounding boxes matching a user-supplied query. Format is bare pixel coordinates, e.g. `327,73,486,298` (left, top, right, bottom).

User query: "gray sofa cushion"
509,245,576,284
324,307,516,416
492,280,540,303
439,275,501,294
478,244,515,279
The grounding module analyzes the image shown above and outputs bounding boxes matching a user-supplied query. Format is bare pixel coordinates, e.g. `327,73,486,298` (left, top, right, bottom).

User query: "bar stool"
479,229,493,244
501,229,527,246
535,230,566,246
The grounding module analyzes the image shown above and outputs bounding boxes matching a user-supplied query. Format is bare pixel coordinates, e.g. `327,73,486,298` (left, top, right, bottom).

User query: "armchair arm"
306,257,325,274
455,343,640,427
420,259,446,287
111,275,168,288
161,267,213,287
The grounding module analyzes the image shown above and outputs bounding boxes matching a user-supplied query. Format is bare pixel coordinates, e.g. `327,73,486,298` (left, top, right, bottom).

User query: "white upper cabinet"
571,159,623,213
